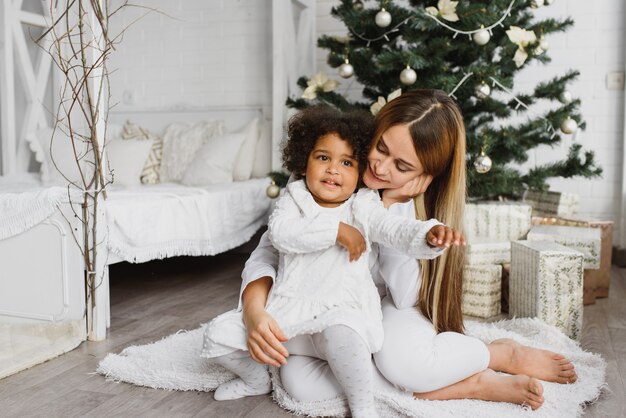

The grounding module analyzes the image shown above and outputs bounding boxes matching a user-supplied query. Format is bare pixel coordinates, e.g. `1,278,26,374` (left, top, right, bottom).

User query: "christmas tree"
287,0,602,199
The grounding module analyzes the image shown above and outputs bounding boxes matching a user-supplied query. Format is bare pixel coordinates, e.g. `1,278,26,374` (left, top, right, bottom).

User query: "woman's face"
362,124,426,190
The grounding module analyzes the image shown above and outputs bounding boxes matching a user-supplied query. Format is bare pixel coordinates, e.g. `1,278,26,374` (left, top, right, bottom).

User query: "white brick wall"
108,0,272,110
315,1,626,229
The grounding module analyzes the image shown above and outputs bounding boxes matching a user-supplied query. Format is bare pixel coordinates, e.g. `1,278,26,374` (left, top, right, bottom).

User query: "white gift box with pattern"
510,240,584,340
523,190,579,218
464,201,532,242
466,239,511,265
526,225,601,270
462,264,502,318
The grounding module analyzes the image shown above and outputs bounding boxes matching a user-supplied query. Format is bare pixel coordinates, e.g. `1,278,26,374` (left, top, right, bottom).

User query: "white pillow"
181,132,248,186
106,138,154,187
251,120,272,178
160,120,224,183
232,118,259,181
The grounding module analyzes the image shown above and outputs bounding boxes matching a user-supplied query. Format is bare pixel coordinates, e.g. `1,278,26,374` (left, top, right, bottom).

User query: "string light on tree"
473,26,491,46
375,8,392,28
338,58,354,78
560,117,578,134
400,66,417,85
474,149,493,174
474,81,491,99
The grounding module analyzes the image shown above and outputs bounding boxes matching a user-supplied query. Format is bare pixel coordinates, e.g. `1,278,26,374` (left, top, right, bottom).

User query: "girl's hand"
337,222,366,261
381,174,433,208
426,225,466,248
243,305,289,367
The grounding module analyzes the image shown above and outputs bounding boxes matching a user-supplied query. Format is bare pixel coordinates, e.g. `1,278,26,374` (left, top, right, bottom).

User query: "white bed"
106,178,271,264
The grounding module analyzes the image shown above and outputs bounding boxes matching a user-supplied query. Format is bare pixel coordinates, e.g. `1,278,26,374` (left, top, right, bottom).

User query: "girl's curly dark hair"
283,106,375,179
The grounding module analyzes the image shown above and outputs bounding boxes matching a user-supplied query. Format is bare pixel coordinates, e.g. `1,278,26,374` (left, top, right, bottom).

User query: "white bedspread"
0,174,71,241
105,178,272,263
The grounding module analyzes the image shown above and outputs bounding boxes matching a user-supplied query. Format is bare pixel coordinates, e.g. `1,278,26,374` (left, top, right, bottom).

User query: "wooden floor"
0,250,625,417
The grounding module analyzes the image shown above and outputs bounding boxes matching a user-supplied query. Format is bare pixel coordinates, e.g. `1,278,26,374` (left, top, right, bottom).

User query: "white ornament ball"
400,67,417,85
338,61,354,78
474,153,493,174
531,0,544,8
474,82,491,99
559,90,572,104
266,182,281,198
560,117,578,134
473,29,491,46
539,37,549,51
375,8,392,28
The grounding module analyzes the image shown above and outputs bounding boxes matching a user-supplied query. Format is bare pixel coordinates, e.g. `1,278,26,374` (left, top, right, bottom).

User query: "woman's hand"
426,225,466,248
243,305,289,367
381,174,433,208
242,276,289,367
337,222,366,261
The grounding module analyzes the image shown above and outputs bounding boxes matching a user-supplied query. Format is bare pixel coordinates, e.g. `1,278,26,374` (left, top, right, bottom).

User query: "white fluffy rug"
97,318,606,418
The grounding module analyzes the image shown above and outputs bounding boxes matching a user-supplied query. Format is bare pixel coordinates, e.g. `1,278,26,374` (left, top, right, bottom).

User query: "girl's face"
362,124,426,190
304,133,360,208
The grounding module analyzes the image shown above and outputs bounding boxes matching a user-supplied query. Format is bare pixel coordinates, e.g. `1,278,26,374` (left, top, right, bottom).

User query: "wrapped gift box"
462,264,503,319
466,240,511,265
510,240,584,340
531,217,613,300
527,225,601,270
465,201,532,242
523,190,579,218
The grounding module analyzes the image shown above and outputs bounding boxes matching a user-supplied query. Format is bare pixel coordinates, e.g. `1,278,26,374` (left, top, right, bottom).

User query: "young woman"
238,90,577,410
203,107,459,417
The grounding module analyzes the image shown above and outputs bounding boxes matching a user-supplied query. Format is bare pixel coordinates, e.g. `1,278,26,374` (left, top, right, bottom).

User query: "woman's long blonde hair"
373,89,467,334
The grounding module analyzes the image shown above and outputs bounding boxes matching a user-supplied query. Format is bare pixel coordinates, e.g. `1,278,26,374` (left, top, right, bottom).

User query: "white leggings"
281,297,490,399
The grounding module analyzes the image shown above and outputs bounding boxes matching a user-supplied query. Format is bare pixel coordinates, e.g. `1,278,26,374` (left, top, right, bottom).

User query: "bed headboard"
107,105,267,135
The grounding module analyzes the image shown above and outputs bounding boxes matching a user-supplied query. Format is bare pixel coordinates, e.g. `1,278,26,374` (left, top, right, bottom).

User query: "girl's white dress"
201,180,442,358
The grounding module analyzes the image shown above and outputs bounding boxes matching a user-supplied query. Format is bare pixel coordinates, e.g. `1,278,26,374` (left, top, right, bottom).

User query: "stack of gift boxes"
461,190,613,341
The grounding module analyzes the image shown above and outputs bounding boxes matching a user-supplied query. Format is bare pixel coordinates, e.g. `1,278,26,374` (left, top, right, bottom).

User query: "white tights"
281,297,491,401
214,325,378,418
282,325,378,418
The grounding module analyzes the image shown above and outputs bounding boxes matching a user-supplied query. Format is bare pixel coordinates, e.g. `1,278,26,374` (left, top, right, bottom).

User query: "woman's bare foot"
414,369,544,410
489,338,577,384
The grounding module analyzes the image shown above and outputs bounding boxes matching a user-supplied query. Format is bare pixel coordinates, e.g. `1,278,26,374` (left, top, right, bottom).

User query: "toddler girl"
201,106,459,418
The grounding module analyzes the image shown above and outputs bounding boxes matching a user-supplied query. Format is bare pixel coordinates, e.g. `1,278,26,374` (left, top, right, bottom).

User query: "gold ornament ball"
375,8,392,27
474,82,491,99
474,153,493,174
352,0,364,11
400,67,417,85
473,29,490,46
266,183,281,199
560,117,578,134
338,61,354,78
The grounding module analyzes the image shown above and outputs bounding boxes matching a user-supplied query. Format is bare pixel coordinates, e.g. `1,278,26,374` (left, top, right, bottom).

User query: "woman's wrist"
381,191,404,208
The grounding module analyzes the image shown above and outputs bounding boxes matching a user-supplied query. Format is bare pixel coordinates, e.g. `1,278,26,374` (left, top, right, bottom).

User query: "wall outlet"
606,71,625,90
